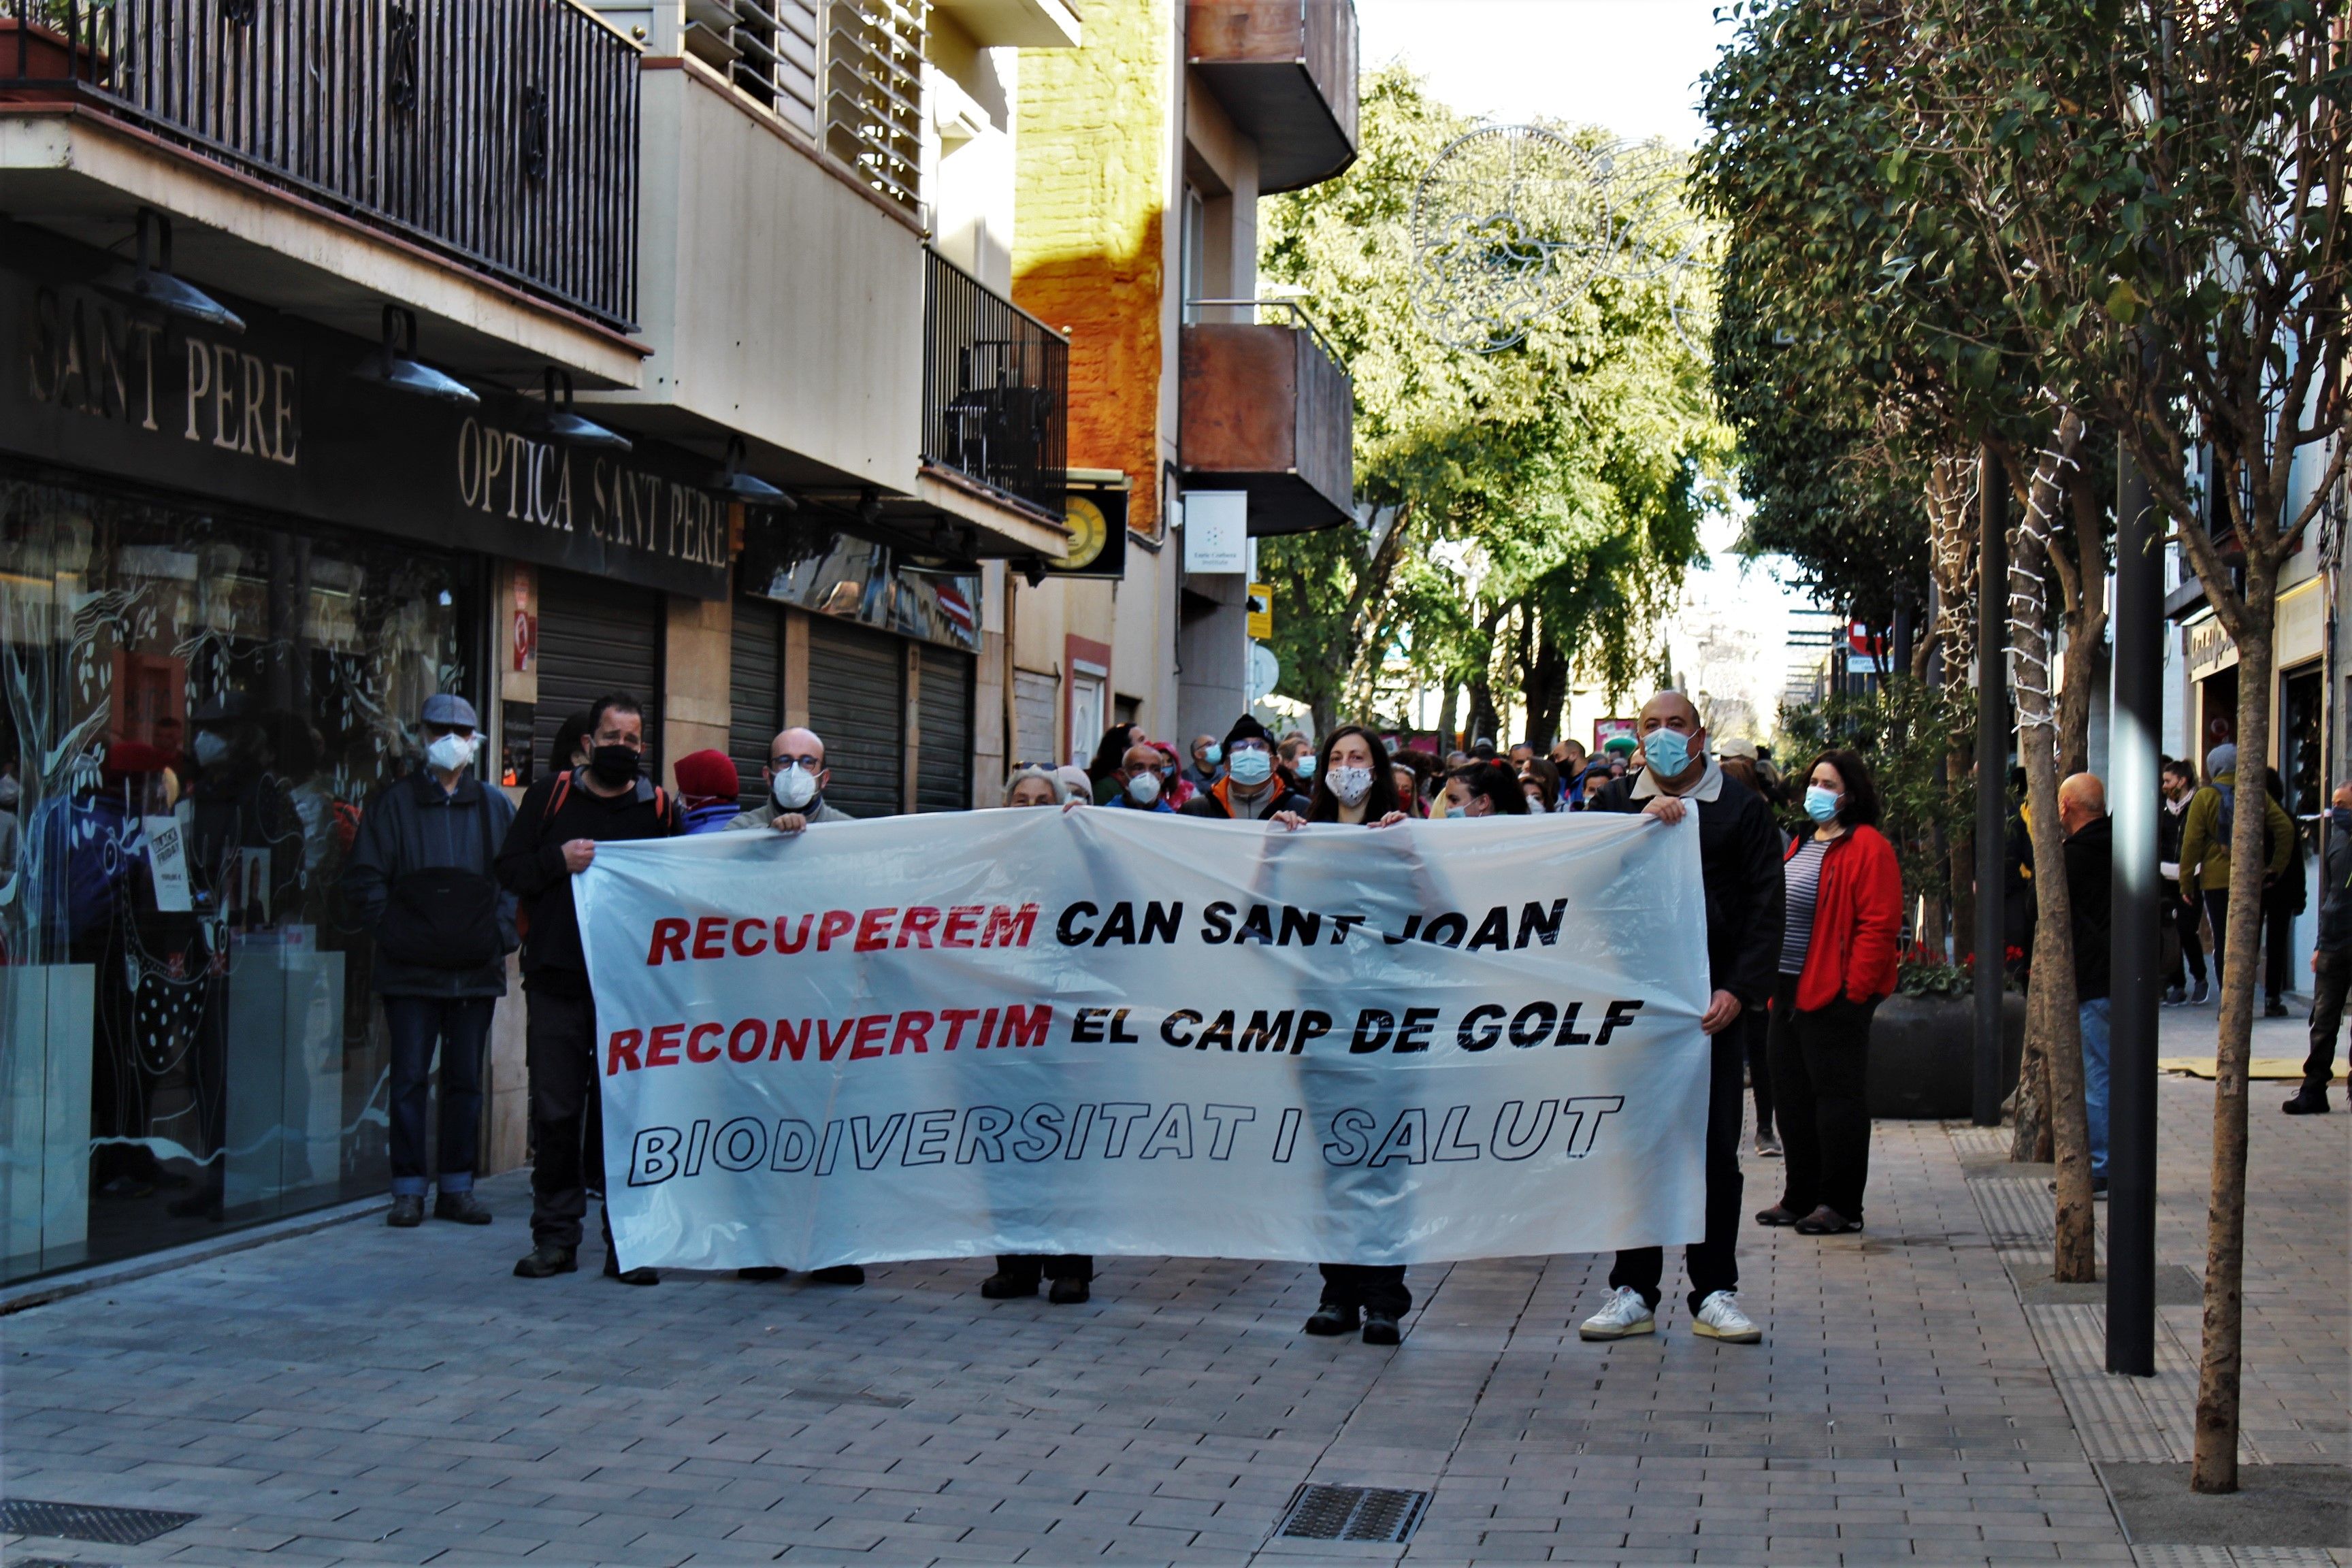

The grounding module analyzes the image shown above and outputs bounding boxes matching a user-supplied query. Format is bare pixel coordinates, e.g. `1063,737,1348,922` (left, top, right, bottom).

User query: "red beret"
672,749,740,804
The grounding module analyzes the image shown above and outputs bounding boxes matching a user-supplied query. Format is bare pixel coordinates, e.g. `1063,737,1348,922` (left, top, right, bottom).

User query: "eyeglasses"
772,755,824,771
1228,738,1271,753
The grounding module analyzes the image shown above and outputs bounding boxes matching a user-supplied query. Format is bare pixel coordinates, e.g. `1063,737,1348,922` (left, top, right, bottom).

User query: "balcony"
921,246,1066,525
2,0,642,333
1179,300,1352,536
1186,0,1357,194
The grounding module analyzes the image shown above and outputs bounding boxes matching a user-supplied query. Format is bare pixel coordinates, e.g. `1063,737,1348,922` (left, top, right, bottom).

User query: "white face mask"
425,733,476,774
191,730,229,768
772,763,819,811
1126,772,1162,806
1328,764,1373,806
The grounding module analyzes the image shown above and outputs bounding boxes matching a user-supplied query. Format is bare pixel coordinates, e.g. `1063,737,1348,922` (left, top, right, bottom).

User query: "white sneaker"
1578,1286,1656,1341
1754,1132,1782,1158
1691,1290,1761,1343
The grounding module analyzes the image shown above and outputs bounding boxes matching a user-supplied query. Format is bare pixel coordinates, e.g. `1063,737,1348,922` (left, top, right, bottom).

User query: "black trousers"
2307,948,2350,1089
1742,1003,1774,1138
525,981,605,1250
1612,1030,1743,1313
2163,879,2206,987
1318,1263,1410,1317
994,1254,1092,1283
1768,976,1878,1222
2265,886,2296,1003
2206,889,2256,981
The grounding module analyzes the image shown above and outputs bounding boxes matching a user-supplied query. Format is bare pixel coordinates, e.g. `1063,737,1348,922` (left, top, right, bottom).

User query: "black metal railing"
2,0,640,331
921,247,1066,520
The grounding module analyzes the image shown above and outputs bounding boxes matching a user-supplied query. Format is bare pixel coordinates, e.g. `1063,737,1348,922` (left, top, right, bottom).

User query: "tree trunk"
1437,682,1460,753
2192,551,2279,1495
2004,417,2097,1280
2055,474,2110,781
1523,629,1567,751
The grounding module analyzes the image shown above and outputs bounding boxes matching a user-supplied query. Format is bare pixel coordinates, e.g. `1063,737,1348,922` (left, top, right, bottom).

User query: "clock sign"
1043,487,1128,578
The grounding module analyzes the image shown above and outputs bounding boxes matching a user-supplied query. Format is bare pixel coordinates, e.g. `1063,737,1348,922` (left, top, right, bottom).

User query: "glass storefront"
0,467,476,1283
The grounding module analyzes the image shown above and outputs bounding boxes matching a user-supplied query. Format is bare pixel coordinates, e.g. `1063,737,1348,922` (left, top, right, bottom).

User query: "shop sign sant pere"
1,220,729,600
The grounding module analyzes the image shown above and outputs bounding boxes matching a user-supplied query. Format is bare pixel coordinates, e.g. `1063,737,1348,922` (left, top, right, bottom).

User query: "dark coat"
2063,815,2112,1002
496,768,682,992
342,770,519,998
1587,774,1784,1009
2318,823,2352,954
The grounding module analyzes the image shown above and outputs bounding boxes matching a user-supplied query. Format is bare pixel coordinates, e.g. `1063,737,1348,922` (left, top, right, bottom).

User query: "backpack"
2214,784,2280,871
542,766,669,823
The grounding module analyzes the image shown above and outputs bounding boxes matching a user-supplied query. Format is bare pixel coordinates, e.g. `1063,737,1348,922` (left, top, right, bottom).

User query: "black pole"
1975,446,2009,1127
2107,436,2159,1376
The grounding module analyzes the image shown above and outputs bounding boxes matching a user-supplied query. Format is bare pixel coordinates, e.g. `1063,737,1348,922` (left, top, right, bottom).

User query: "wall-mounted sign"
2182,612,2236,682
740,521,982,653
1045,483,1129,578
1182,490,1249,573
0,219,730,598
1246,583,1273,641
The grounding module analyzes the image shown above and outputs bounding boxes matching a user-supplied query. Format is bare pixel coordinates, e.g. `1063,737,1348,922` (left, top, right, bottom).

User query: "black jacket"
344,770,519,998
1588,773,1784,1008
2063,815,2112,1002
496,768,682,992
2318,823,2352,953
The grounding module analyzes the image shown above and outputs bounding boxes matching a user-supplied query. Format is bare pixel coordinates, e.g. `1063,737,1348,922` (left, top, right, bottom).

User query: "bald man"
1581,689,1784,1345
2059,772,2112,1192
727,726,852,834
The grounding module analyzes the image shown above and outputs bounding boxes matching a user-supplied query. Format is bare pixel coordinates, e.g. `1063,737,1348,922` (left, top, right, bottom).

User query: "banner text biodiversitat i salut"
574,808,1712,1273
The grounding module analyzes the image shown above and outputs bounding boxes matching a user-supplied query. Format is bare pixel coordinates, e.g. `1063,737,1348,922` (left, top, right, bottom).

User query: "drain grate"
1273,1483,1430,1543
0,1499,197,1546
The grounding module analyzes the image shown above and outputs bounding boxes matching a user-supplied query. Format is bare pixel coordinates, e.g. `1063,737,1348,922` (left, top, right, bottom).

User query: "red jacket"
1786,823,1903,1011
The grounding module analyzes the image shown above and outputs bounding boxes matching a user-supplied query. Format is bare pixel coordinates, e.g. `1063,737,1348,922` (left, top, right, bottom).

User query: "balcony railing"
1179,297,1353,536
1186,0,1358,194
921,247,1066,521
2,0,641,331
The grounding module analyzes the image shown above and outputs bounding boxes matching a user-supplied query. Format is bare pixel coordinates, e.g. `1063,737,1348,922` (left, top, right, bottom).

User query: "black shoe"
738,1266,789,1281
2264,998,2291,1019
1793,1205,1862,1235
2283,1085,2332,1115
1754,1204,1803,1227
2190,979,2210,1004
387,1194,424,1228
809,1264,864,1285
433,1192,491,1225
2162,985,2186,1007
1048,1275,1090,1305
602,1250,659,1286
513,1243,577,1278
981,1271,1039,1299
2092,1176,2109,1198
1361,1311,1401,1346
1303,1303,1359,1336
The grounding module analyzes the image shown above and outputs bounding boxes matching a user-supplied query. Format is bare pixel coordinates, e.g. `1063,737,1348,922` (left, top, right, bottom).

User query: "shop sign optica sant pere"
0,222,729,600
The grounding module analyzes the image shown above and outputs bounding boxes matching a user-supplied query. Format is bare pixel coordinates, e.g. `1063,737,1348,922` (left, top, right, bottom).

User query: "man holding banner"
1581,691,1782,1344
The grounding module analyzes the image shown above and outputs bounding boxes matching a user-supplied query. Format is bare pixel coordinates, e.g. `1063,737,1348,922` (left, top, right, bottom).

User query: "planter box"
0,18,106,93
1868,992,2025,1120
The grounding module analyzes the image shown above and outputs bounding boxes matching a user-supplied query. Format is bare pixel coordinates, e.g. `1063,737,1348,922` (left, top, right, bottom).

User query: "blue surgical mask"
2330,806,2351,832
1228,747,1273,787
1446,805,1467,819
1804,785,1842,823
1642,730,1691,777
1294,755,1317,779
1201,744,1222,768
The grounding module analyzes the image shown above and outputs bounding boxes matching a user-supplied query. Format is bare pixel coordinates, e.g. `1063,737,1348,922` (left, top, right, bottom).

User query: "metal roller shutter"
534,570,664,779
805,617,903,818
730,596,784,812
916,648,973,812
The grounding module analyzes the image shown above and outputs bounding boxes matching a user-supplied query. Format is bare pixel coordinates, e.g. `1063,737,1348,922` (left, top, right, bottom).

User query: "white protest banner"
576,808,1711,1273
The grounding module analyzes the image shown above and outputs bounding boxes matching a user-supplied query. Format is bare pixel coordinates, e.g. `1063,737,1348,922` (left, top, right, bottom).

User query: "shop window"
0,473,474,1283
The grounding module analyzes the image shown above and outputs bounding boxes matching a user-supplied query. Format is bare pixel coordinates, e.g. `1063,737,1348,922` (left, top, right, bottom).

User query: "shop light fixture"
352,305,480,404
710,436,795,508
532,368,630,451
99,209,245,332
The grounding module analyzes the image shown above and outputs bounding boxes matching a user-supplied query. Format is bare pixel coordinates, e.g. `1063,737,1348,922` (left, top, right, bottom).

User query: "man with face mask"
727,727,852,834
1186,734,1223,792
344,694,518,1229
2286,781,2352,1115
1181,716,1311,821
1105,742,1177,811
498,693,683,1284
1580,691,1783,1345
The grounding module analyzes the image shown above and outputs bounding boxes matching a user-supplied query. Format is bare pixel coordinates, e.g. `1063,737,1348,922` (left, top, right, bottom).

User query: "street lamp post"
1975,446,2008,1127
2107,438,2161,1377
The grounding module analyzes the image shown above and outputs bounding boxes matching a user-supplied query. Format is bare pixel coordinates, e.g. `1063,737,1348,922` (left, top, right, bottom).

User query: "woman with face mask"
1441,760,1531,819
1754,748,1901,1237
981,767,1100,1302
1520,758,1563,815
1087,723,1147,806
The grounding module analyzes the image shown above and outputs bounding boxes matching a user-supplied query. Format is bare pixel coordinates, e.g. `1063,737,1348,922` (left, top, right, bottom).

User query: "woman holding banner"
1277,726,1414,1345
980,765,1098,1305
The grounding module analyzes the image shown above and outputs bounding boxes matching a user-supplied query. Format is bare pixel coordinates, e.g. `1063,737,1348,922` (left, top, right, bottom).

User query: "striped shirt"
1780,838,1829,975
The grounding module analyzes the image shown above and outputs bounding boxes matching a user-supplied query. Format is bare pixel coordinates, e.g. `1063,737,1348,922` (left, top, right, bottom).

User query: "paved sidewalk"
2,1007,2342,1566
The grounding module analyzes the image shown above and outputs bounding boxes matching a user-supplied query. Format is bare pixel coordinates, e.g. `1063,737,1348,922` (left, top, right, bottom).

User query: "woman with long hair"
1754,748,1901,1236
1085,722,1145,804
1520,757,1563,814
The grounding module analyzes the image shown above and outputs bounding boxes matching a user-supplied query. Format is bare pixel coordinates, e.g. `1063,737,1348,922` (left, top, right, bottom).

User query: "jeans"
2306,949,2350,1090
1613,1030,1743,1312
524,981,604,1250
2163,879,2206,988
2078,997,2110,1180
385,996,495,1197
1768,979,1878,1222
1318,1264,1411,1317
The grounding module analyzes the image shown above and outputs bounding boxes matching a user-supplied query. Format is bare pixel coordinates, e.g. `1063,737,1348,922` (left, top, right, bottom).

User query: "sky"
1355,0,1827,734
1354,0,1742,147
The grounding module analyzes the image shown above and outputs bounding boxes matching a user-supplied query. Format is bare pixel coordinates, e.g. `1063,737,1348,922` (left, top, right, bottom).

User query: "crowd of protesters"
329,679,2345,1352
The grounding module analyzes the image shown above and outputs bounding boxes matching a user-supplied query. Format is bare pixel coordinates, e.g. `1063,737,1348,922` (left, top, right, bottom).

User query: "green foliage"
1256,68,1727,728
1776,675,1972,907
1897,959,1974,1000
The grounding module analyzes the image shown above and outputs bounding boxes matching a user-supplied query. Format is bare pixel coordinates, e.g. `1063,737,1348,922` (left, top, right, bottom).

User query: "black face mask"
589,744,642,787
